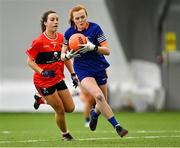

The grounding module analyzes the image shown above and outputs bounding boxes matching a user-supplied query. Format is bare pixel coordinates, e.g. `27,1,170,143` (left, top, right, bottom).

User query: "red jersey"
26,32,65,88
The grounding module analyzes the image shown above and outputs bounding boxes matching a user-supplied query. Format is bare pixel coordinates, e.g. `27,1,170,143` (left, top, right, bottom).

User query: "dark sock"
108,116,120,128
91,110,99,119
85,117,90,122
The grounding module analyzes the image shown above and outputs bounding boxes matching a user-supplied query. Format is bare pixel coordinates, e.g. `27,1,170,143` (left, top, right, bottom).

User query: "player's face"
45,13,59,33
72,9,87,31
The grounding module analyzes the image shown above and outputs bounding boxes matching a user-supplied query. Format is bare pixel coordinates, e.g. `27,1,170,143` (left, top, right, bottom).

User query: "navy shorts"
35,80,67,96
76,69,108,85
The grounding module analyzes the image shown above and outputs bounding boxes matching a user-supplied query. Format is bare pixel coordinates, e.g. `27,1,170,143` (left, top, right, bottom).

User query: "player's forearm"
61,44,68,61
97,46,110,55
64,59,75,74
61,52,67,61
27,57,43,74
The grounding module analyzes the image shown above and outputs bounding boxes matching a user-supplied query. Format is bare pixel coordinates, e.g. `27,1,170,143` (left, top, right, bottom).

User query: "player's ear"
44,21,47,27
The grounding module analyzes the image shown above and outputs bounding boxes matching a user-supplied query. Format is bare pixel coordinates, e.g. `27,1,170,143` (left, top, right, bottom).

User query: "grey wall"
0,1,2,80
0,0,74,80
106,0,163,62
106,0,180,110
162,1,180,109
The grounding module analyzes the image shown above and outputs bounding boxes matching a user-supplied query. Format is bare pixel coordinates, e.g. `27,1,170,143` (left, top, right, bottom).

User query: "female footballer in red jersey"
26,10,77,141
61,5,128,137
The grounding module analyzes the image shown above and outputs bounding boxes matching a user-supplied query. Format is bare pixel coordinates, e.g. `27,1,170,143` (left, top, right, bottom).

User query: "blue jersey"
64,22,110,73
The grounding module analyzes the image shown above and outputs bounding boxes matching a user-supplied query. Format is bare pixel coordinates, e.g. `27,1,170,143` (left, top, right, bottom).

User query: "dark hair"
41,10,56,32
68,5,88,26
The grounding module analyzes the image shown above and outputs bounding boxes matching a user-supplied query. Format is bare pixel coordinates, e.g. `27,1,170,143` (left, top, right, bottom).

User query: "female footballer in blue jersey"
61,5,128,137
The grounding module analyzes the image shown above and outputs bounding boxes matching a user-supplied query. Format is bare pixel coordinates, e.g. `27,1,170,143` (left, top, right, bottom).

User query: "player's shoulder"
66,25,75,31
31,34,44,46
89,22,101,30
35,33,44,42
89,22,99,27
64,26,76,38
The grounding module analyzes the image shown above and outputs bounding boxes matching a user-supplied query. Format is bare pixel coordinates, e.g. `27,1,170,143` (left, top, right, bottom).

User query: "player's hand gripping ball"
69,33,87,52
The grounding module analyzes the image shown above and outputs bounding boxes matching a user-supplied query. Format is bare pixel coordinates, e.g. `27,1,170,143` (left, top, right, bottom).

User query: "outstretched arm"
61,44,80,61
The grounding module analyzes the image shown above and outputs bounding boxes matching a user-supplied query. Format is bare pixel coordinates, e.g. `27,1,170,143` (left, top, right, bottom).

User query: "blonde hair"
68,5,88,26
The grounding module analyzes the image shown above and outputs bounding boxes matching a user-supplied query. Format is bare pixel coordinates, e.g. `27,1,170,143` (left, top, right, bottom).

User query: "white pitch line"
1,131,11,134
0,135,180,143
143,135,180,139
137,130,180,133
72,130,180,134
0,139,50,144
78,135,180,141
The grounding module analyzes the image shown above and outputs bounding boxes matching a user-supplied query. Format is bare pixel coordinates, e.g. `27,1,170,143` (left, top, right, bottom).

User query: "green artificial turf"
0,111,180,147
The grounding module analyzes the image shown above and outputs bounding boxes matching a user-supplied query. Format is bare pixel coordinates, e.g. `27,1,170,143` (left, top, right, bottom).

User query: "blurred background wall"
106,0,180,110
0,0,180,112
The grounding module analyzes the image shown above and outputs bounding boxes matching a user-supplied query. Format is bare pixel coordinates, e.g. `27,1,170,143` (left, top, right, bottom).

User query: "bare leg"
57,89,75,113
79,86,96,122
44,91,67,133
81,77,113,119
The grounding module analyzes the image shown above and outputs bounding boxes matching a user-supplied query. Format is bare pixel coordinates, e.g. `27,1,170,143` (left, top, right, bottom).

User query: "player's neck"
44,31,57,39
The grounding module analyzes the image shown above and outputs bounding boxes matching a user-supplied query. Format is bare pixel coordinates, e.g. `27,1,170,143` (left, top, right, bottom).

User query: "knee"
86,97,95,106
56,109,65,116
95,94,104,102
65,105,75,113
53,105,65,115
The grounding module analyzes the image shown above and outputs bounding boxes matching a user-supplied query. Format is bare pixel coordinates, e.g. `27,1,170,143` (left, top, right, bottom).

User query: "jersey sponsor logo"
42,88,49,95
35,51,61,64
54,52,58,59
46,51,61,63
52,51,61,61
43,45,50,48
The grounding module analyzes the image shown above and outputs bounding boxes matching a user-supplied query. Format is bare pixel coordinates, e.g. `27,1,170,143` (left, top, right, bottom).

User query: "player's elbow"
106,50,110,55
27,57,32,66
105,48,110,55
103,51,110,56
